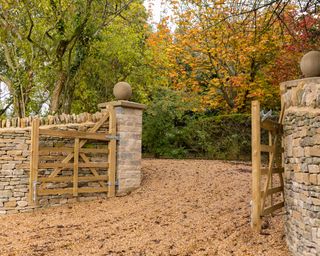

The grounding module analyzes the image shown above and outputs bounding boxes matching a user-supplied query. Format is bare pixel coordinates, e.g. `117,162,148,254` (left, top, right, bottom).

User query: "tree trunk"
50,71,67,113
0,75,21,117
220,86,235,109
61,82,75,114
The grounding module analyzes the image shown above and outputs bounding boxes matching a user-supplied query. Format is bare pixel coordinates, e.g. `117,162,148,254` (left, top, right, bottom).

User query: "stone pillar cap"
280,77,320,89
300,51,320,77
98,100,146,110
113,82,132,100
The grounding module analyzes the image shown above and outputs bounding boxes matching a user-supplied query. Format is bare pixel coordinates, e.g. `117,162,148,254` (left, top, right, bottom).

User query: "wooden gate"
251,100,285,232
29,105,117,204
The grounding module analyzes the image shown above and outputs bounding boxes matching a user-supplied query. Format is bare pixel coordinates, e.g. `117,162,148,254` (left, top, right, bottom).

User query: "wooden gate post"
108,105,116,198
251,100,262,232
29,118,40,204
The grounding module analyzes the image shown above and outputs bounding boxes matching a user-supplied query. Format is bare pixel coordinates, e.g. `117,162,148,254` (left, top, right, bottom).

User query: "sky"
144,0,164,24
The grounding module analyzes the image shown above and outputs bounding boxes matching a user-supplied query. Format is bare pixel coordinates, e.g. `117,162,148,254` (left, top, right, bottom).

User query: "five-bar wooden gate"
29,105,117,204
251,100,285,232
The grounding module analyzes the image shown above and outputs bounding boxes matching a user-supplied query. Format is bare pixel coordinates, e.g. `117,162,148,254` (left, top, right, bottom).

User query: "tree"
70,1,152,113
147,1,286,112
269,9,320,85
0,0,143,116
146,0,320,113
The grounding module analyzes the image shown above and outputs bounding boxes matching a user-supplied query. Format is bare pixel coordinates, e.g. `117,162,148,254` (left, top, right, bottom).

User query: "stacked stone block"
281,77,320,255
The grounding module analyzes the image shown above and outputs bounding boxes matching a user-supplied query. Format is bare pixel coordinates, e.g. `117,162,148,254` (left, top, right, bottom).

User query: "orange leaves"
145,0,315,113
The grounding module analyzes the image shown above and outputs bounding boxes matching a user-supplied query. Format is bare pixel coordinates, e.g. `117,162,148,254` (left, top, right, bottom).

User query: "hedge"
142,113,253,160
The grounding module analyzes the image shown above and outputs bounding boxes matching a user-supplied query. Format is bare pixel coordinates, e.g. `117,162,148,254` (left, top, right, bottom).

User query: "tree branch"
1,43,16,72
56,0,93,60
93,0,134,37
0,99,13,116
0,74,14,95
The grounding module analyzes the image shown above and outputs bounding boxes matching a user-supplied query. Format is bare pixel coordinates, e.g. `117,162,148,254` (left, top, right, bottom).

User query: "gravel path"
0,159,289,256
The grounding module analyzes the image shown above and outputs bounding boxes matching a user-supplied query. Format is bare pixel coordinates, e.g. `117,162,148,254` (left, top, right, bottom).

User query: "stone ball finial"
113,82,132,100
300,51,320,77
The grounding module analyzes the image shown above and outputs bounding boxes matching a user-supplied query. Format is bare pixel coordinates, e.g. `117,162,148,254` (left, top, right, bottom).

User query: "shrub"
181,114,251,160
142,88,196,158
142,88,253,160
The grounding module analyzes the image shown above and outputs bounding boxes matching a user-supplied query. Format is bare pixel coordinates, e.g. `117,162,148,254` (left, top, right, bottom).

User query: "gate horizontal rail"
39,147,108,154
39,129,112,141
38,162,109,169
38,175,108,182
29,105,117,204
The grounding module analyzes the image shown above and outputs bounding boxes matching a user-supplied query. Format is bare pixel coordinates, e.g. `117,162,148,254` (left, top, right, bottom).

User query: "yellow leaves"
229,76,246,88
145,0,289,113
247,91,263,98
215,0,225,5
210,78,221,87
169,72,176,78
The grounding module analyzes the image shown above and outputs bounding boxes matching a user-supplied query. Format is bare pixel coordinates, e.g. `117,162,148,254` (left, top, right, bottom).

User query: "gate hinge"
108,180,119,186
106,135,119,140
260,110,272,122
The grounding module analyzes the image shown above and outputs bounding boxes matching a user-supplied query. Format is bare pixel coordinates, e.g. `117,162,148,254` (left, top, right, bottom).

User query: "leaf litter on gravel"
0,159,289,256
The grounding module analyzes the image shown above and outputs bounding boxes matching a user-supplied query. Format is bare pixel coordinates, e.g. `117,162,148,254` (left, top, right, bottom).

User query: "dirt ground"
0,159,290,256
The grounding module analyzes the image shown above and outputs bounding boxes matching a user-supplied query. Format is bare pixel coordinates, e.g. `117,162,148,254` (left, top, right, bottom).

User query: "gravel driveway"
0,159,289,256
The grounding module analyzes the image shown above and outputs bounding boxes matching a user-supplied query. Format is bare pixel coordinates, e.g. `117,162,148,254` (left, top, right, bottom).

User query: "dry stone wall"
0,100,145,215
0,123,108,215
281,77,320,256
0,129,31,214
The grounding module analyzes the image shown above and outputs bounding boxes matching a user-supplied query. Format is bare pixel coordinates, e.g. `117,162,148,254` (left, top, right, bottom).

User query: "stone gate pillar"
281,57,320,254
99,82,146,195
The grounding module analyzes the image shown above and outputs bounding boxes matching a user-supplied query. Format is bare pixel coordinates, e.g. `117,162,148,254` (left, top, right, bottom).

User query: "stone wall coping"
0,127,31,132
0,121,97,133
285,106,320,114
98,100,146,110
280,77,320,91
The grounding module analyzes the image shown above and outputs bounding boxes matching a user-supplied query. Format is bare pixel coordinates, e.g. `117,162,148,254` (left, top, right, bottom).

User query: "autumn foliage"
146,1,320,114
0,0,320,117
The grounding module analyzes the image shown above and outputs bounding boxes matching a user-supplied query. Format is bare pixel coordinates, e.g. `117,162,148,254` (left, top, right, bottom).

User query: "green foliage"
70,80,100,114
142,87,199,158
0,0,150,116
143,88,252,160
70,2,152,113
181,114,252,160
